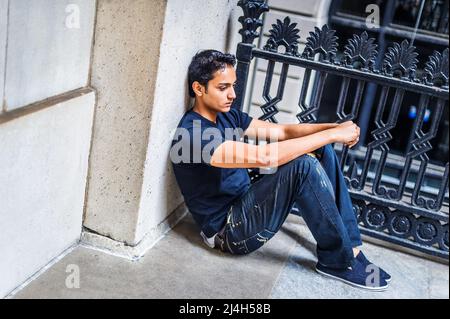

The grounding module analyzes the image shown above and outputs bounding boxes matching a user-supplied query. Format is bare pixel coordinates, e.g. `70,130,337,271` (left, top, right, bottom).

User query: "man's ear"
192,81,204,97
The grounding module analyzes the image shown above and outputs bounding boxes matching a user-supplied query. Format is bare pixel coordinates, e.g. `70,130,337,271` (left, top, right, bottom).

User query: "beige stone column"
83,0,241,259
83,0,168,246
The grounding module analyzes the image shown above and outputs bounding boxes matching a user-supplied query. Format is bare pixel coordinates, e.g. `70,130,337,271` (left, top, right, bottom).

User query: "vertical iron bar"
234,43,255,111
373,89,404,196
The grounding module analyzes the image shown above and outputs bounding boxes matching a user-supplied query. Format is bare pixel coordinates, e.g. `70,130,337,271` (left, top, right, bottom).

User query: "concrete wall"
0,90,95,298
246,0,332,123
0,0,96,298
136,0,241,244
82,0,241,254
3,0,95,111
83,0,168,246
0,0,7,113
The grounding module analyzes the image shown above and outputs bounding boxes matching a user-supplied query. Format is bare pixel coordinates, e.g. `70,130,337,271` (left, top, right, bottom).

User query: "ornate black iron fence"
234,0,449,260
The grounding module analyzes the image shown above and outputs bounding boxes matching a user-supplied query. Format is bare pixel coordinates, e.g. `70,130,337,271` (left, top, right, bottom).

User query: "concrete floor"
10,215,449,299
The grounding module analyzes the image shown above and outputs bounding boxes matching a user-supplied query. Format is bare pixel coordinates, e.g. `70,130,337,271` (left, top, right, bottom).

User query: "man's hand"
341,121,360,148
329,121,360,148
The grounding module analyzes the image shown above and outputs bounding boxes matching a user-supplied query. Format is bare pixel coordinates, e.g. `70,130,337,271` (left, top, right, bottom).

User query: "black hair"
188,50,237,98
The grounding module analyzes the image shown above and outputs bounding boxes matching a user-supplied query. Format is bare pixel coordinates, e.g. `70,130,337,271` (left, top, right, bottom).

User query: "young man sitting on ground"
170,50,391,291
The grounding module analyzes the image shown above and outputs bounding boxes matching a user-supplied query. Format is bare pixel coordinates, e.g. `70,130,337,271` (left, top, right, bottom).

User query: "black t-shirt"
170,107,254,237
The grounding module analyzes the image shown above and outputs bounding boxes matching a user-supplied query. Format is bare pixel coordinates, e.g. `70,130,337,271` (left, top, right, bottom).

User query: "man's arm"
244,119,338,142
211,130,334,169
283,122,339,140
210,122,359,169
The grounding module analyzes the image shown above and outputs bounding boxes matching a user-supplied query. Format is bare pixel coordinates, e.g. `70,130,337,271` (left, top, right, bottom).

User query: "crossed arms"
210,119,360,169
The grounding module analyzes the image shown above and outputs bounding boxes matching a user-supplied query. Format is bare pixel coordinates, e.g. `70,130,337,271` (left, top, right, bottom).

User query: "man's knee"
322,144,337,158
291,153,319,167
290,153,327,180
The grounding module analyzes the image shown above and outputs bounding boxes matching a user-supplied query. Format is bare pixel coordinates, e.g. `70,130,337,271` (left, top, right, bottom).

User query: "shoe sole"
316,268,389,292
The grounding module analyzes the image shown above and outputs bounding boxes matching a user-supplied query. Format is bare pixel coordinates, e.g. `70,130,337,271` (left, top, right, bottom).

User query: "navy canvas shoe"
316,260,389,291
356,251,392,283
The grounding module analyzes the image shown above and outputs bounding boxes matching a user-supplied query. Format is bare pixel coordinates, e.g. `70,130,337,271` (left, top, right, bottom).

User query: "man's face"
201,65,237,113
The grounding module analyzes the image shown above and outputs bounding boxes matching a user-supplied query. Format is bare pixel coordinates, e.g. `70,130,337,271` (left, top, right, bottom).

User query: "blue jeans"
217,144,363,270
